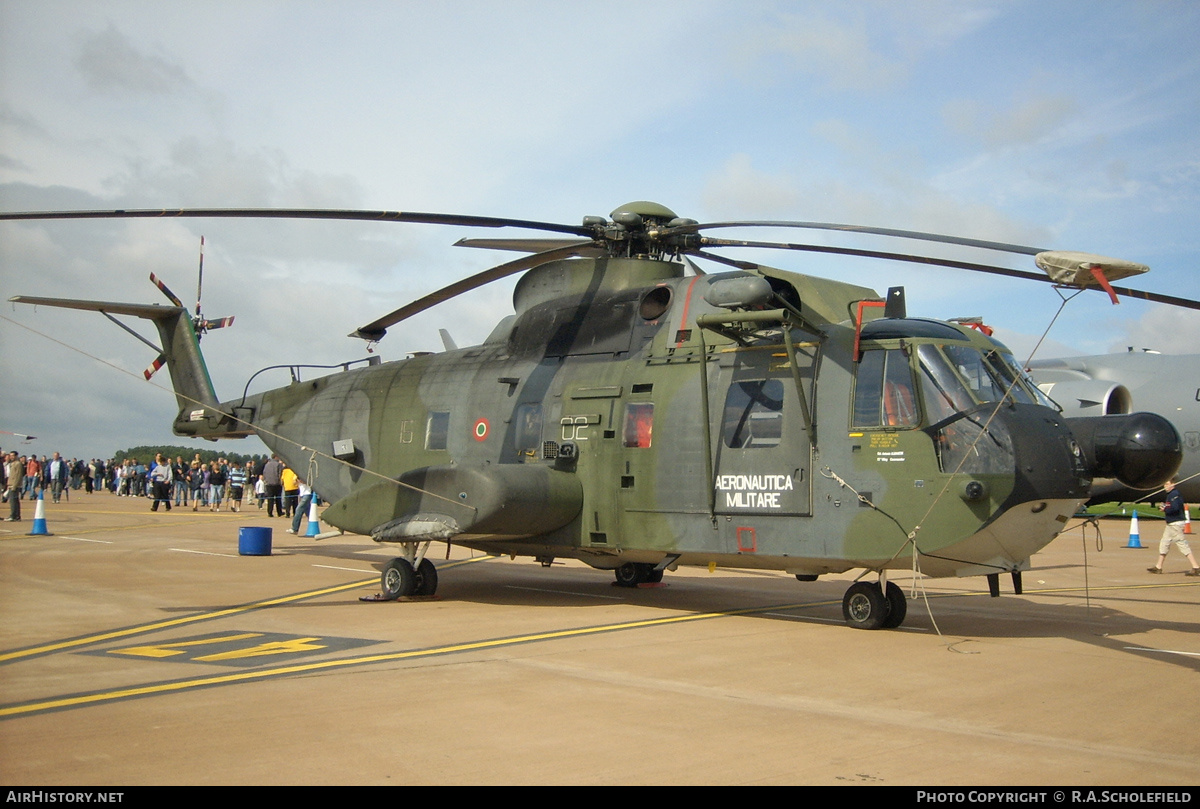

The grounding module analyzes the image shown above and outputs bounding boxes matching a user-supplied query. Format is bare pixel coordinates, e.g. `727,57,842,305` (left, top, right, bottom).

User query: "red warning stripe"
143,354,166,380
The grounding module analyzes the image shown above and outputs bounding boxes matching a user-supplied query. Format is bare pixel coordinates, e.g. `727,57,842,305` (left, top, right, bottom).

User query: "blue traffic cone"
1125,510,1142,549
29,490,51,536
304,494,321,537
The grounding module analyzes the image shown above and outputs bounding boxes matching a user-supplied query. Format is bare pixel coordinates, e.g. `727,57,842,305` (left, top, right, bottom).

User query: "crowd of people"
2,450,316,534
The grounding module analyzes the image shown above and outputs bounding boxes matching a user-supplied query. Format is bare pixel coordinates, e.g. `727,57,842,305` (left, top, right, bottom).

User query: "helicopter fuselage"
227,256,1105,585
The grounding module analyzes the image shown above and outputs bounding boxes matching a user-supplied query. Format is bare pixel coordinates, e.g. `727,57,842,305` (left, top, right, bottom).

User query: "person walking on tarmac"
1148,479,1200,576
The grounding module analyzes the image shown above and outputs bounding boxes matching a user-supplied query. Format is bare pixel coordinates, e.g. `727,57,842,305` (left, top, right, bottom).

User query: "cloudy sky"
2,0,1199,461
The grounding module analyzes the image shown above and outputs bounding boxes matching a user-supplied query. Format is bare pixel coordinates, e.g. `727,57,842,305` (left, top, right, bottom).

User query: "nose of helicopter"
998,404,1093,503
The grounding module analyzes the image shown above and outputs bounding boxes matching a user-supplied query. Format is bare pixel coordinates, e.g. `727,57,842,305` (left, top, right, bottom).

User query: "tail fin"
9,295,249,438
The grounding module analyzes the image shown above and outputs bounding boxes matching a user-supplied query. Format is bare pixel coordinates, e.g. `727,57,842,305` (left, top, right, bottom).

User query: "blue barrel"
238,526,272,556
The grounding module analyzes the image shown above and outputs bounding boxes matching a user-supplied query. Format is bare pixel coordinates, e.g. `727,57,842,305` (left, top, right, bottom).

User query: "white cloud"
943,93,1080,149
701,154,801,217
2,1,1199,462
74,24,193,95
1110,306,1200,354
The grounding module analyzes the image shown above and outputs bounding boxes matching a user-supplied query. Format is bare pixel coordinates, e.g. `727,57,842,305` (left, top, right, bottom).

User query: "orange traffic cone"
1184,506,1192,535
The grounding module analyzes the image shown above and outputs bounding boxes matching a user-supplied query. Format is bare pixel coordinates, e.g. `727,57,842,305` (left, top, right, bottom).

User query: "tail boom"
9,295,250,439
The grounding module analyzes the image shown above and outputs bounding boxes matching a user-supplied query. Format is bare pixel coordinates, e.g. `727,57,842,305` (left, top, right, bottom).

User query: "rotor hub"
585,202,700,259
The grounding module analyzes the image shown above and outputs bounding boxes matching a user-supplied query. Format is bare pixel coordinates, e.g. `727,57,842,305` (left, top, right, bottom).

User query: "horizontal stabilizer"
9,294,226,425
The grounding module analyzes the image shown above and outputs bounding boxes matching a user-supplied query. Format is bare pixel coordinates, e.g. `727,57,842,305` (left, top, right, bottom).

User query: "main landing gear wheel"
381,558,416,600
881,581,907,629
842,581,893,630
614,562,658,587
414,557,438,596
381,557,439,599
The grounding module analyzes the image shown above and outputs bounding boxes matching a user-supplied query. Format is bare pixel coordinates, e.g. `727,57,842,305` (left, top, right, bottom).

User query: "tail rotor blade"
148,273,184,307
198,316,234,332
143,353,167,381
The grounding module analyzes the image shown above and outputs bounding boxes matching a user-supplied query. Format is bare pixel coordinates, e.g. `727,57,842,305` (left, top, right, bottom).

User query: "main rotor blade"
454,237,592,254
350,240,600,342
196,235,205,320
678,220,1046,256
0,207,592,237
688,249,758,270
694,237,1200,310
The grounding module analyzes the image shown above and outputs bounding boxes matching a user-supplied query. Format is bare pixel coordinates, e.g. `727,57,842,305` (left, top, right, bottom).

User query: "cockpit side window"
853,349,919,428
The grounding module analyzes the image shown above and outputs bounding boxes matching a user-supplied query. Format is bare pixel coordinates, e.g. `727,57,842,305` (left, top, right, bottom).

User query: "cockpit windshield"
915,345,973,421
918,344,1054,411
854,336,1043,474
987,349,1059,410
855,341,1054,432
913,343,1018,473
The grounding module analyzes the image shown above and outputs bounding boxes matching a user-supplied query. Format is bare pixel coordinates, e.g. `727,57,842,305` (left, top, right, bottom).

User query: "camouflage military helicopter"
4,202,1191,629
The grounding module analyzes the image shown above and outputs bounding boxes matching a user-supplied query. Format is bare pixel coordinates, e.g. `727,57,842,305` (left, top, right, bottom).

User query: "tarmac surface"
0,492,1196,786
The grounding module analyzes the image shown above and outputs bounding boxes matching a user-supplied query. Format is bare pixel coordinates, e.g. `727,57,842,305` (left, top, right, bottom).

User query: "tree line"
111,445,267,466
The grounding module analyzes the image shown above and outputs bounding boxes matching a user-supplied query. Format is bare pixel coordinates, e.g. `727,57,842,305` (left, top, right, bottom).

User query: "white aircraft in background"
1028,350,1199,504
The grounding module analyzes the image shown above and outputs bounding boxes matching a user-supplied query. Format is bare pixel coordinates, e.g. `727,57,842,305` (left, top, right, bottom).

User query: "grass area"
1083,502,1198,520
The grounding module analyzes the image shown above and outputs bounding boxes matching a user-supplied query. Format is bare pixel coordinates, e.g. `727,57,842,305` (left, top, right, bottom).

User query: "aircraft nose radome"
997,406,1091,504
1067,413,1182,491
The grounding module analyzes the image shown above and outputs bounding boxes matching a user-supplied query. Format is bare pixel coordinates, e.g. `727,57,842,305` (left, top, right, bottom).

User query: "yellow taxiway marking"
0,580,376,664
115,633,266,658
193,637,327,662
0,601,795,718
0,555,493,665
0,571,1192,718
110,633,332,663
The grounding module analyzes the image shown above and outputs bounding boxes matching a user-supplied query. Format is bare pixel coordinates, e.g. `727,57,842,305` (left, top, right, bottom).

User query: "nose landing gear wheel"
842,581,890,630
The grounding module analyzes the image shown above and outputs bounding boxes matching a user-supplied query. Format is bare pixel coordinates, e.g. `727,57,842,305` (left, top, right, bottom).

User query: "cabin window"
623,403,654,448
425,411,450,450
853,349,918,428
722,379,784,448
514,403,542,452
